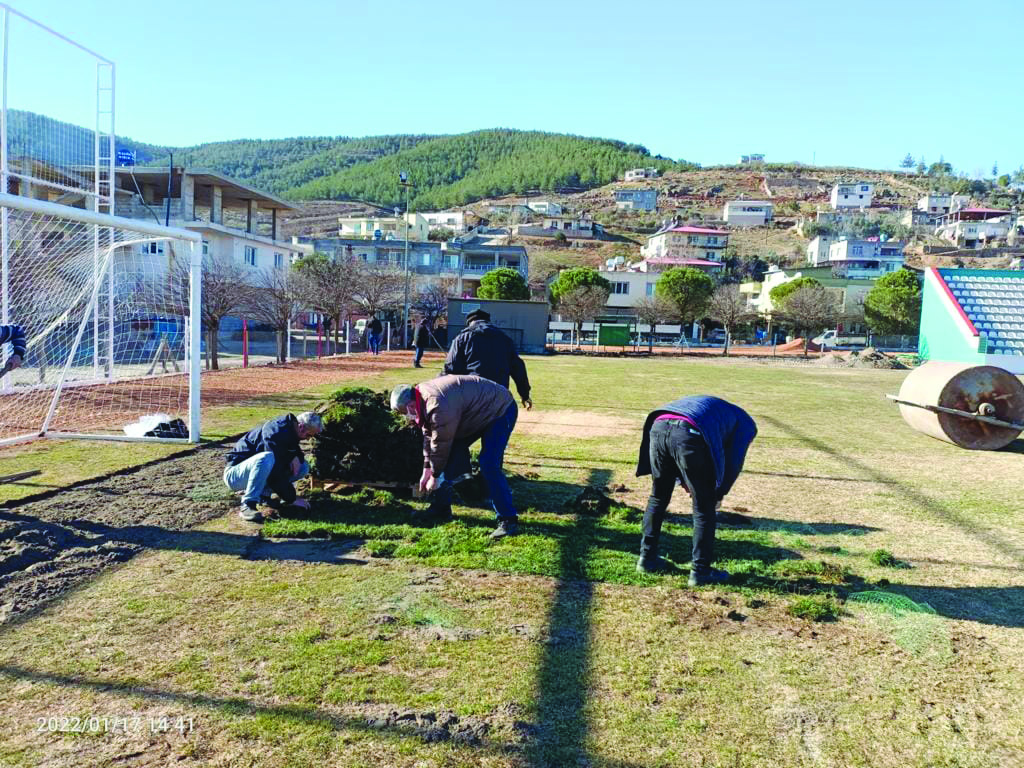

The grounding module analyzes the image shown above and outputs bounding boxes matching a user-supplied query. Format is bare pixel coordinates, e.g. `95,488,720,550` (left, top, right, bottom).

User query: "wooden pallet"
307,477,421,498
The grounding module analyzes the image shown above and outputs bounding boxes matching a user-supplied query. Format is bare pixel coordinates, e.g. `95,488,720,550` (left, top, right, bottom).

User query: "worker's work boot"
490,519,519,539
238,502,264,523
636,555,670,574
688,566,730,587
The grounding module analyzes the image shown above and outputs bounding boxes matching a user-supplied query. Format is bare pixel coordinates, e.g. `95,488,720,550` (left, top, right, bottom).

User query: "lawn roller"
887,361,1024,450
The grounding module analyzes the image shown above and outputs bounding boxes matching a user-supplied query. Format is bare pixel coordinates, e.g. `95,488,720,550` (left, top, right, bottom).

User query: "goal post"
0,192,202,445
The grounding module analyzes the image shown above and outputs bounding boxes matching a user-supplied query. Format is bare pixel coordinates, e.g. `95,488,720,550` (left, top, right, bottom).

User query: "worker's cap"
466,309,491,323
390,384,415,411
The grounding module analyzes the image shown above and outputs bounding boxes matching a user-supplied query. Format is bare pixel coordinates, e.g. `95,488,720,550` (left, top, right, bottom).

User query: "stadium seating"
939,270,1024,357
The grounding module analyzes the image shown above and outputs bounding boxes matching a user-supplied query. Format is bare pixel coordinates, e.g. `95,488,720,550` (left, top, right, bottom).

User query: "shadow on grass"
525,467,607,767
883,584,1024,627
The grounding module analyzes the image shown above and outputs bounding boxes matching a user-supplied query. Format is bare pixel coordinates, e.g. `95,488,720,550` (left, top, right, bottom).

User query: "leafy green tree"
928,158,953,176
769,276,821,309
900,153,915,169
478,267,529,300
428,227,455,242
549,267,611,305
655,267,714,324
863,269,922,335
997,174,1011,188
915,157,927,174
992,161,998,178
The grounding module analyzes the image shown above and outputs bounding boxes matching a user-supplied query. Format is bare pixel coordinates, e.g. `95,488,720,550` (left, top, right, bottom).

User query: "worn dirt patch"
515,409,635,437
0,442,242,623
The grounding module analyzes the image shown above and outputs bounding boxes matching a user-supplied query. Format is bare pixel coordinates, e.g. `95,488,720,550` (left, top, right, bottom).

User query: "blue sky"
18,0,1024,173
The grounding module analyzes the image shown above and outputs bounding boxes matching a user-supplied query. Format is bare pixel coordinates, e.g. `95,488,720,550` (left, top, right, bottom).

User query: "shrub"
788,594,841,622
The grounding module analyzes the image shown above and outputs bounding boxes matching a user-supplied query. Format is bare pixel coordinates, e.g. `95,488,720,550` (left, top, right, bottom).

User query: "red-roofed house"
936,207,1015,248
639,225,729,273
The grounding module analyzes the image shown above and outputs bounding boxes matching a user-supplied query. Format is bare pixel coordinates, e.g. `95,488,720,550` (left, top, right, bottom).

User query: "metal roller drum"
894,362,1024,450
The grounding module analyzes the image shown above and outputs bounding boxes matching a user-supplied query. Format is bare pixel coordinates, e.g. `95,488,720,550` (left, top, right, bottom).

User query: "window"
244,246,257,266
852,245,863,256
201,239,209,256
646,283,655,296
611,282,629,295
274,252,284,269
421,253,430,266
352,223,361,234
861,185,869,191
144,241,164,255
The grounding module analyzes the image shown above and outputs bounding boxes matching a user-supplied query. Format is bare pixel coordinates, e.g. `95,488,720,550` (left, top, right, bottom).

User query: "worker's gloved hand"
8,354,22,371
522,397,533,411
293,498,311,511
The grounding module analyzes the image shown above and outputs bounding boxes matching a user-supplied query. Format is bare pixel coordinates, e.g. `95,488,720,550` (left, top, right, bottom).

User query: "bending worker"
444,309,532,409
635,395,757,586
391,374,520,539
224,411,323,522
0,324,27,378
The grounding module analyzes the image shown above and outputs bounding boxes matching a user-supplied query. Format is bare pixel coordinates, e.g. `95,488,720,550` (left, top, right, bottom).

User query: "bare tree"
633,295,679,352
706,285,755,356
353,262,405,317
411,277,457,344
292,251,357,355
557,285,610,350
246,268,304,363
195,254,251,370
778,283,838,356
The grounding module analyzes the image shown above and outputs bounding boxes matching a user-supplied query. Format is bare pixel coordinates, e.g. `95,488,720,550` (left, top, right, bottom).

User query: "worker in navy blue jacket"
224,412,323,522
635,395,757,586
0,324,27,378
444,309,532,409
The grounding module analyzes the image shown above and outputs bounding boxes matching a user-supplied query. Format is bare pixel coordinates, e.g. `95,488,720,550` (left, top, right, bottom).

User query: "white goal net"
0,194,201,445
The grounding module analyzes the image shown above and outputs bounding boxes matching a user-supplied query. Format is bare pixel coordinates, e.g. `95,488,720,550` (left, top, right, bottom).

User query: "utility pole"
399,171,413,349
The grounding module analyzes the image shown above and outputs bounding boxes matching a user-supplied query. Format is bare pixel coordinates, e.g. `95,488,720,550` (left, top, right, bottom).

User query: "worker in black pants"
635,395,757,586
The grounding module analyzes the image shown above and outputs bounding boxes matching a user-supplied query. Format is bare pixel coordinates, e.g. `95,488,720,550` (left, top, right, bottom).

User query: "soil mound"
848,347,907,369
564,486,612,516
776,338,822,353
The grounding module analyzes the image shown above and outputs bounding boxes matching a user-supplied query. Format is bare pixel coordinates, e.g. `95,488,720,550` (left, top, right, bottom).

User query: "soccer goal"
0,192,202,445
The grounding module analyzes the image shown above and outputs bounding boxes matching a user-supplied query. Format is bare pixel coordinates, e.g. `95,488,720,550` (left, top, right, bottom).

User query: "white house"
827,238,905,279
723,200,774,227
599,270,661,307
639,225,728,273
806,235,836,266
917,193,969,215
527,200,562,215
740,154,765,165
338,213,430,242
421,210,468,234
623,167,659,181
830,182,875,209
935,208,1014,247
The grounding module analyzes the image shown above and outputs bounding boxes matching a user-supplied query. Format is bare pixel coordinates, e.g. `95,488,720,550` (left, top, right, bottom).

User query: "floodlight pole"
399,173,414,349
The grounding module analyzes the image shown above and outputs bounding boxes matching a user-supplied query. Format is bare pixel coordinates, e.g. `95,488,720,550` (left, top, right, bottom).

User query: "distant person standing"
413,319,430,368
367,313,383,355
635,395,757,586
444,309,532,409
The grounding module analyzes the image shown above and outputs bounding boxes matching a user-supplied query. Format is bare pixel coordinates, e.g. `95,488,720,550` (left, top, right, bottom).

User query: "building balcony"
461,263,526,277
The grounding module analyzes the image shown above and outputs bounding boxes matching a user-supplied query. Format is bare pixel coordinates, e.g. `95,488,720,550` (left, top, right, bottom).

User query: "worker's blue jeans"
223,451,309,507
643,419,718,570
368,333,381,355
429,402,518,520
413,345,426,366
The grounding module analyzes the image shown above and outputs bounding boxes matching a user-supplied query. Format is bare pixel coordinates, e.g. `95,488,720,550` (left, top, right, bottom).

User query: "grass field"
1,355,1023,767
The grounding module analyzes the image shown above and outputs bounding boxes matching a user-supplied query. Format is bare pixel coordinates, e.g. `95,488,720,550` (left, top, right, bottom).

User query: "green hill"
8,111,692,208
289,130,689,208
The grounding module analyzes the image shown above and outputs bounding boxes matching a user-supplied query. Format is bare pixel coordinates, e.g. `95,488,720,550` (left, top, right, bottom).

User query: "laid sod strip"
263,489,880,602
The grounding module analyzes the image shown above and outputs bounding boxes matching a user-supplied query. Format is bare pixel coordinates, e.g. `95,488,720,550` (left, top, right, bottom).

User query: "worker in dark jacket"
444,309,532,408
0,324,27,378
224,412,323,522
367,314,384,355
635,396,757,586
413,319,430,368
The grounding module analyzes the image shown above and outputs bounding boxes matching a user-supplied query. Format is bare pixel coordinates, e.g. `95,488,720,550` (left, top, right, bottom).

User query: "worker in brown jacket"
391,374,520,538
